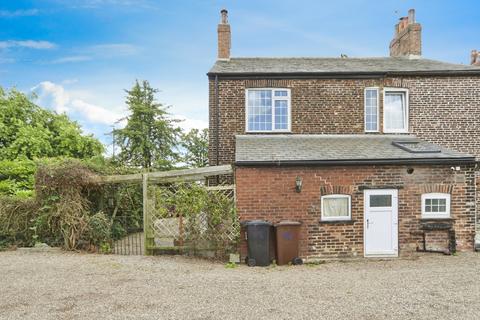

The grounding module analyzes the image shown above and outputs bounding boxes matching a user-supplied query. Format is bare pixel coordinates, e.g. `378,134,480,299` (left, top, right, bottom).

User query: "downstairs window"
321,194,351,221
421,193,451,219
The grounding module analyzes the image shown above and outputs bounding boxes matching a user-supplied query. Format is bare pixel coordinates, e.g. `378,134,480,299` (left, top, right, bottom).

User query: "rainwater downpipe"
215,75,219,167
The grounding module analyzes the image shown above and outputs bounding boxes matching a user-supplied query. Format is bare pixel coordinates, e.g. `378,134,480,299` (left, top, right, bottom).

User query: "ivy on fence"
146,179,239,258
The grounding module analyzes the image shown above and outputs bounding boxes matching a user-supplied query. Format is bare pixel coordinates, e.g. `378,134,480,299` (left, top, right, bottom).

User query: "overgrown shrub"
34,159,100,249
0,196,38,248
0,157,143,251
85,211,111,247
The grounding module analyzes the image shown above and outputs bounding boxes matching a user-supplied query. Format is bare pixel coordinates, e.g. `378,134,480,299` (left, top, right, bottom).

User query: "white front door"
364,189,398,257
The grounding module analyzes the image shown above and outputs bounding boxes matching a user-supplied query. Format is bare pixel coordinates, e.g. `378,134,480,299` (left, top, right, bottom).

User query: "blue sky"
0,0,478,151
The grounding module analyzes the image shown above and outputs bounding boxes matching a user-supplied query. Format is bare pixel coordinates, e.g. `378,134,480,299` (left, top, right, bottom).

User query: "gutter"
207,69,480,79
235,157,476,167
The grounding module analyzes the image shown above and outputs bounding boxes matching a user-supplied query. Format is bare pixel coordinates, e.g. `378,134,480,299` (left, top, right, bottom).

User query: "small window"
364,88,379,132
384,88,408,133
246,89,291,132
421,193,450,219
321,194,351,221
370,194,392,207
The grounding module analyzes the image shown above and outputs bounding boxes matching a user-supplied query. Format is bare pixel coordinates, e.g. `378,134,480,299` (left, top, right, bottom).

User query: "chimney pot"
408,9,415,24
471,50,480,66
220,9,228,24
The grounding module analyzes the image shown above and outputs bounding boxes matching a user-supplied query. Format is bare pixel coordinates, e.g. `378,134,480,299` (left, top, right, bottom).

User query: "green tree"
114,80,181,170
181,128,208,168
0,88,104,160
0,87,104,196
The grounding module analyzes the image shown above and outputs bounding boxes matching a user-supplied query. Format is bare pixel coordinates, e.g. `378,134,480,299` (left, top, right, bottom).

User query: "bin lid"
243,220,272,226
275,220,301,227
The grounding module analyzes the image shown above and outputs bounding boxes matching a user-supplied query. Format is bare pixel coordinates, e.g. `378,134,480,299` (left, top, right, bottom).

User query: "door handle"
367,219,371,229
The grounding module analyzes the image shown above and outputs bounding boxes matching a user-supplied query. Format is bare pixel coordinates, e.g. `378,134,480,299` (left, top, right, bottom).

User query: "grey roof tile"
209,57,480,75
235,135,474,164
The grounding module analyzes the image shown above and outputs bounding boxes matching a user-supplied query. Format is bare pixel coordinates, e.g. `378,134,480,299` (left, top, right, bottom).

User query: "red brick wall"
235,164,476,259
208,76,480,166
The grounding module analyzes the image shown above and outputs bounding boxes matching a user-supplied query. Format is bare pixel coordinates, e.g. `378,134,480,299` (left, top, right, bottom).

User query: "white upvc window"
421,193,451,219
364,87,379,132
246,88,291,132
321,194,351,221
383,88,409,133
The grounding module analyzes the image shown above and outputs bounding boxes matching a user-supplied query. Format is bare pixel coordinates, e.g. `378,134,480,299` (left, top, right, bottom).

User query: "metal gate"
111,213,144,255
100,182,144,255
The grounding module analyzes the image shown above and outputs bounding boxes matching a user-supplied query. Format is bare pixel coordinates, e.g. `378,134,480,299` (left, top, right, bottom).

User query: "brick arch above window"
320,185,354,196
245,79,292,88
419,184,454,194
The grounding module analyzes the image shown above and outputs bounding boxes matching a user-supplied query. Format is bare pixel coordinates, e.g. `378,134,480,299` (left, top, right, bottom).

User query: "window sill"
420,217,453,221
383,130,409,134
245,131,292,134
319,219,355,225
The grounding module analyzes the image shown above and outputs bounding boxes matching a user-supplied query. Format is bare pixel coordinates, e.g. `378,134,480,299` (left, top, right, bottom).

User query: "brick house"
207,9,480,259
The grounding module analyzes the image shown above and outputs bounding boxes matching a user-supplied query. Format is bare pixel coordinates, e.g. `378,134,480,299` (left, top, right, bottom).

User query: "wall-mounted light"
295,176,303,193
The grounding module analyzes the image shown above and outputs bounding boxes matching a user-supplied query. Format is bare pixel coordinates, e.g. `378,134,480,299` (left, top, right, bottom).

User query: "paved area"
1,250,480,320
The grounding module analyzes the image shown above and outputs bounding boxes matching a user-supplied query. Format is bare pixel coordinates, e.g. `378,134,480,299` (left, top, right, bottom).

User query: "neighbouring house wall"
208,76,480,166
235,164,476,259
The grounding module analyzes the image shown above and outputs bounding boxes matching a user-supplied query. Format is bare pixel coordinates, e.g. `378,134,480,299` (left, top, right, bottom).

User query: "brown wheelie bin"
274,221,302,265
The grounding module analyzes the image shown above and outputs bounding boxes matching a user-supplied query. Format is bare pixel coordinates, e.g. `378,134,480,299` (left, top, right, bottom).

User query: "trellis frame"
100,165,235,255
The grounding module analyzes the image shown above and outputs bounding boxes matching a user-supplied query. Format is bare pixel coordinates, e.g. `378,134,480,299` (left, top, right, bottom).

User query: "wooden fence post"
142,173,152,255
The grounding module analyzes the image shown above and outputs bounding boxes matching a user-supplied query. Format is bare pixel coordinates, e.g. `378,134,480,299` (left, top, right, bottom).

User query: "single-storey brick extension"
207,9,480,259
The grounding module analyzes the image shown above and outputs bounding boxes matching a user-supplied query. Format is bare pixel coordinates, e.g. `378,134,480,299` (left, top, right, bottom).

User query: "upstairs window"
384,88,409,133
421,193,451,219
364,88,379,132
246,89,291,132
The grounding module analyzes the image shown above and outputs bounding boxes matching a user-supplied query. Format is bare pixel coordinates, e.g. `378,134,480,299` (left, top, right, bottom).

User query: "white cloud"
51,55,92,64
32,81,70,113
45,43,140,64
31,81,123,125
0,9,39,17
173,115,208,132
30,81,208,140
70,99,125,125
0,40,56,50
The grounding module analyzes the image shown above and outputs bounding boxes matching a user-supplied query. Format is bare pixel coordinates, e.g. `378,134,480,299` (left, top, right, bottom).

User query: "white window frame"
364,87,379,133
383,88,409,133
421,193,451,219
245,88,291,133
321,194,352,221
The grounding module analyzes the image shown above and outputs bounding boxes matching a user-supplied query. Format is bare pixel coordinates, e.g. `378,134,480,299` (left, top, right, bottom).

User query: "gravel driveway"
1,250,480,320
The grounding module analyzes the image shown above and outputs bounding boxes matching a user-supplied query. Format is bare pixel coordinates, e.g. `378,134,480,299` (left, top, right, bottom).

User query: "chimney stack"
389,9,422,58
217,9,231,60
471,50,480,66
